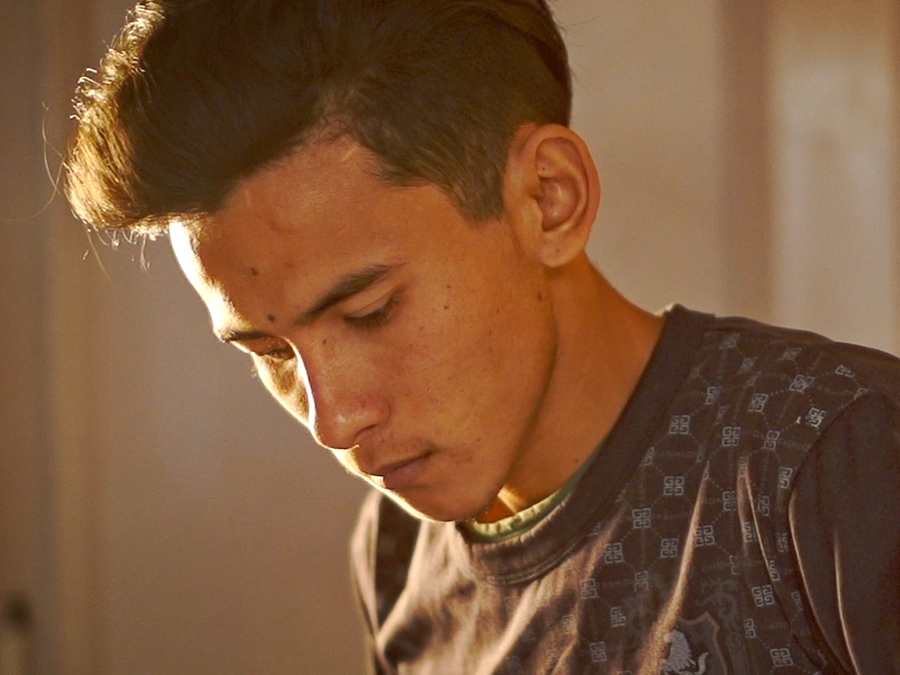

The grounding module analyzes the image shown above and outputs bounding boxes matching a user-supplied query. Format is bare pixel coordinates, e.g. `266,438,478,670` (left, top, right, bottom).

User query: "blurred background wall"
1,0,897,673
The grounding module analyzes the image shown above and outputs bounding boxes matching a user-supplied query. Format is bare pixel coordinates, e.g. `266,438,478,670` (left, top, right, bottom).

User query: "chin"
382,488,495,524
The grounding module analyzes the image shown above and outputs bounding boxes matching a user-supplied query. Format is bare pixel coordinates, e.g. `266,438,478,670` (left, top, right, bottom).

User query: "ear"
504,124,601,268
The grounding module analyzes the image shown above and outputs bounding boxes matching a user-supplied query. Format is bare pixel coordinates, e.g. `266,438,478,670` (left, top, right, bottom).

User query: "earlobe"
506,124,601,268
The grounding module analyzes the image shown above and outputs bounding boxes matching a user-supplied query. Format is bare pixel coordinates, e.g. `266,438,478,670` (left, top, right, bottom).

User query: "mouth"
367,452,431,491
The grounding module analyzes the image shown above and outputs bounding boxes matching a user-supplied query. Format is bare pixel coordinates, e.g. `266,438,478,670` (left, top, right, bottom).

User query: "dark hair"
65,0,571,233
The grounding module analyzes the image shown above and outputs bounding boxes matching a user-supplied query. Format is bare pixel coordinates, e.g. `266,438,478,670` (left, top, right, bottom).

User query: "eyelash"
344,293,400,330
247,346,293,379
256,345,295,362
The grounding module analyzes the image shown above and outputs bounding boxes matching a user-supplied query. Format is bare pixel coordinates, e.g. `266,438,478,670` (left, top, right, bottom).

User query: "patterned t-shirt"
351,306,900,674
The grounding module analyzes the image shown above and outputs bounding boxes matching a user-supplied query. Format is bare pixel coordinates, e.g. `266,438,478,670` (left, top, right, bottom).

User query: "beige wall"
768,0,899,352
0,0,49,669
1,1,897,673
562,0,730,314
562,0,899,355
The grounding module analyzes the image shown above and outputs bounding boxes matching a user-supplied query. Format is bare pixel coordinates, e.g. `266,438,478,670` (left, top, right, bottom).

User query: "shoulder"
705,312,900,394
663,308,900,493
689,310,900,428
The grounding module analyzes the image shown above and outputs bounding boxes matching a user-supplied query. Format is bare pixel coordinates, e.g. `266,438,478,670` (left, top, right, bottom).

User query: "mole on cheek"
267,314,277,323
250,267,260,276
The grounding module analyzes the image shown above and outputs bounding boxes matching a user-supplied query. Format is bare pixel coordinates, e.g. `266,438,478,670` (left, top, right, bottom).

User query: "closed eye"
248,344,294,381
256,345,295,361
229,339,295,363
344,293,400,330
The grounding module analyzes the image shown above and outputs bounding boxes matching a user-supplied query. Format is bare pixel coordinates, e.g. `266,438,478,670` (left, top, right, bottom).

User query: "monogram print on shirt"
570,328,865,673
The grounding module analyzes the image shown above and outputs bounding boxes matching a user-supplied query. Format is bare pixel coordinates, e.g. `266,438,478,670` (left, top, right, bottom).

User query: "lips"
364,452,431,491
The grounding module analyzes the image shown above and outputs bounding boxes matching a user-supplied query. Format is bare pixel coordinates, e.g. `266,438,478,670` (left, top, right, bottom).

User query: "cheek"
397,292,507,408
414,276,552,413
255,360,310,425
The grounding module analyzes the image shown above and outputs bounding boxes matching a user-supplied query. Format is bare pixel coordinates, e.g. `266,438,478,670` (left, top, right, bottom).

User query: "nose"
300,344,387,451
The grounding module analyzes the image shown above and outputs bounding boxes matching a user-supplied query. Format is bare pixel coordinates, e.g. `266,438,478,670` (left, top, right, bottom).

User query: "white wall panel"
769,0,899,352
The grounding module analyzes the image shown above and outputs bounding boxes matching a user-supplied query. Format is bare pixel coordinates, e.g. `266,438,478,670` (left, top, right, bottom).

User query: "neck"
482,256,663,522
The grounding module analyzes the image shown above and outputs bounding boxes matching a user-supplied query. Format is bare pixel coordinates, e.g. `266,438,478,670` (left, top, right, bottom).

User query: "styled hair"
65,0,571,233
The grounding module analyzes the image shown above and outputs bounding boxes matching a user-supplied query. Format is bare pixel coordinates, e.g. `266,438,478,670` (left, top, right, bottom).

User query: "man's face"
171,136,558,522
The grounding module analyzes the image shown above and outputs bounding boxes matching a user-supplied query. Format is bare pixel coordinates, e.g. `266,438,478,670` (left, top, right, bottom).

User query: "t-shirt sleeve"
789,392,900,673
350,490,387,674
350,489,422,675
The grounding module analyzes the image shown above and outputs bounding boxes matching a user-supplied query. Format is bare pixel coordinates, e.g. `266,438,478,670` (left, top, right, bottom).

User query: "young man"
66,0,899,672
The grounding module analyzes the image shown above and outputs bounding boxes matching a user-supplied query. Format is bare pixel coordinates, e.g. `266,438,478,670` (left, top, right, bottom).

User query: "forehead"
213,136,387,243
173,137,413,273
169,136,481,322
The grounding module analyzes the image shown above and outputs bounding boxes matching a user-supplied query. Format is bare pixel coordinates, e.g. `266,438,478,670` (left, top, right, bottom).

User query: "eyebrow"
215,263,397,344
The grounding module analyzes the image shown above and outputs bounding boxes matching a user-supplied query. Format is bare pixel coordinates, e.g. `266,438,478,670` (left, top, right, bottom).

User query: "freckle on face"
267,314,277,323
250,267,260,276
